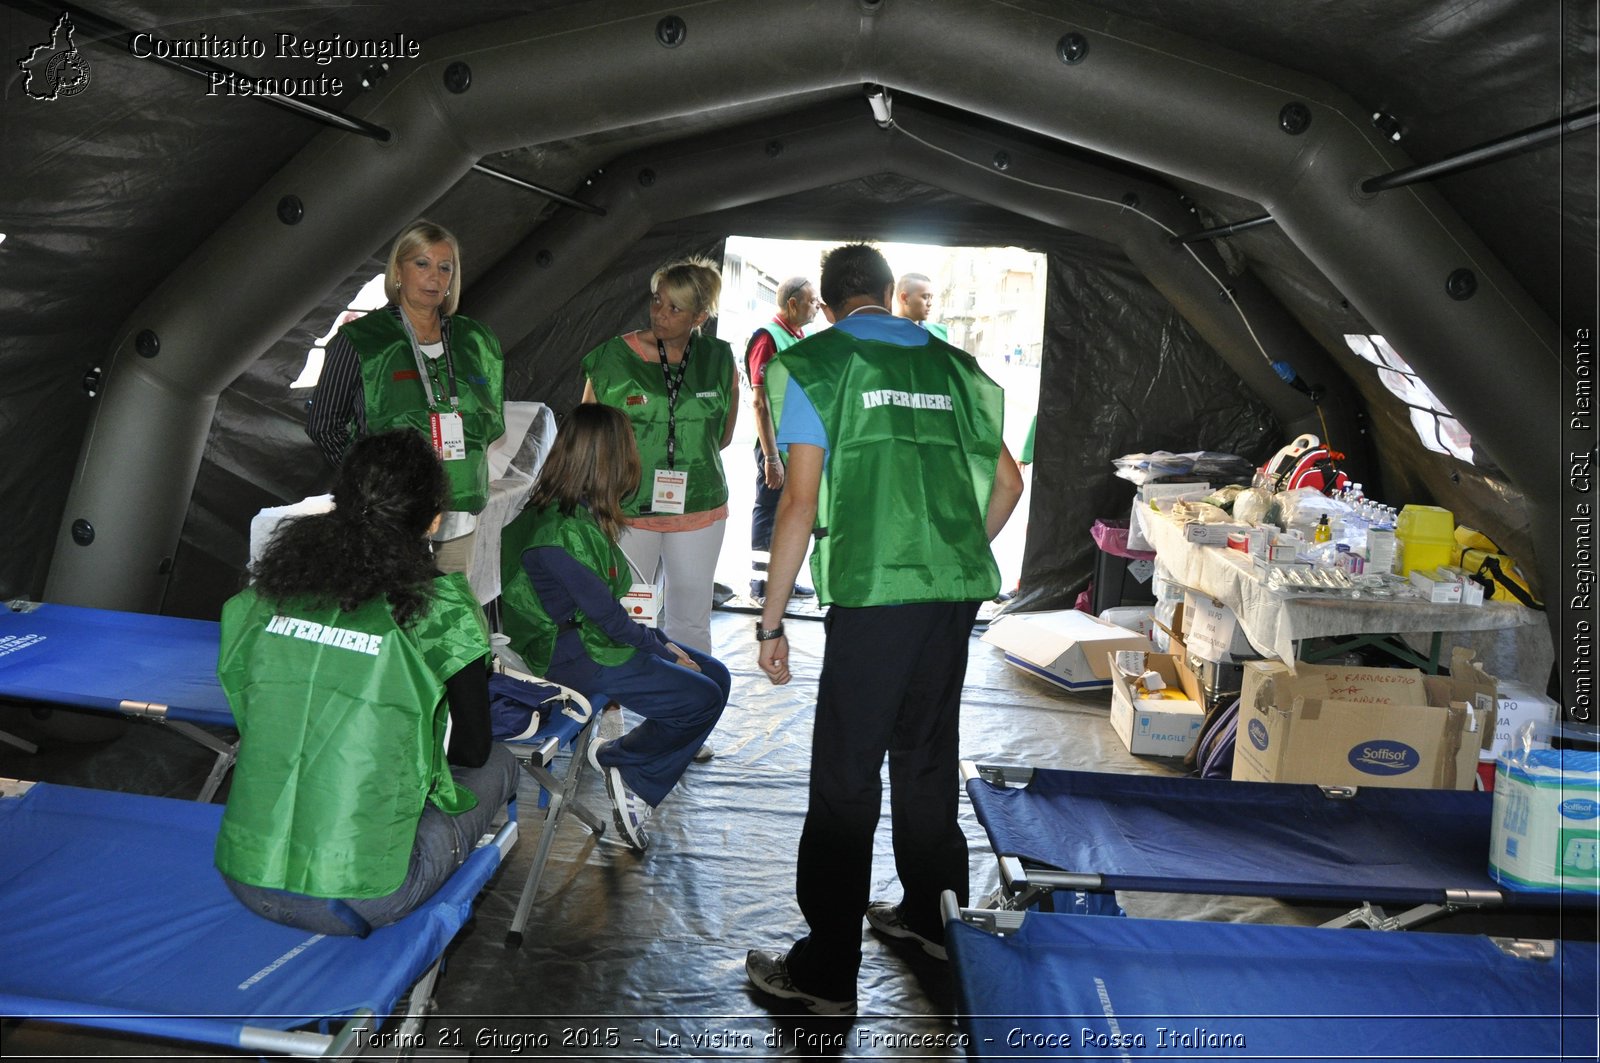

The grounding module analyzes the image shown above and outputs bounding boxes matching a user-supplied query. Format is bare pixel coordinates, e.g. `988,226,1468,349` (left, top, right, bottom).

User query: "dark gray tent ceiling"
2,0,1594,696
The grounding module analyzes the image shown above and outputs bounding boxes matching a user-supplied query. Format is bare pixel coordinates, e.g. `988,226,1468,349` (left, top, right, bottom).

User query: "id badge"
651,468,688,514
430,411,467,461
621,582,663,628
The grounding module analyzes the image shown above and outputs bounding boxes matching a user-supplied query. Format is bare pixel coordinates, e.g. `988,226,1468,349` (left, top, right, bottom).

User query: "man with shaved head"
894,271,948,340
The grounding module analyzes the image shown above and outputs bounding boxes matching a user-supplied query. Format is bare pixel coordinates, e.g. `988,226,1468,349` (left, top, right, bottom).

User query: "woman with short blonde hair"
307,218,505,576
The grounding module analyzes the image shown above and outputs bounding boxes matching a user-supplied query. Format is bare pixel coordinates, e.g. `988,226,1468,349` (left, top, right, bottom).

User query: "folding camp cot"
0,778,517,1058
962,761,1566,930
943,893,1599,1061
0,599,605,948
0,600,238,800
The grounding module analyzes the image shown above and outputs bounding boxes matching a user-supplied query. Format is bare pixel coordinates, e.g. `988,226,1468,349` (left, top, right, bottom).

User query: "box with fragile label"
1232,651,1496,790
1109,652,1205,757
1489,748,1600,894
981,610,1152,692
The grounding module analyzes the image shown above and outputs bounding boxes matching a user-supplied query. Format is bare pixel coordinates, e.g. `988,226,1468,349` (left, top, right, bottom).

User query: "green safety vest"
500,502,638,675
749,321,802,440
214,574,489,898
341,309,506,514
582,334,734,517
776,327,1004,607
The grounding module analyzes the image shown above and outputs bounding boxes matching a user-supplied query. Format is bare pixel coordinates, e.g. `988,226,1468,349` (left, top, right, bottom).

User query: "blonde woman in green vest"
214,429,518,936
307,219,506,576
581,258,737,760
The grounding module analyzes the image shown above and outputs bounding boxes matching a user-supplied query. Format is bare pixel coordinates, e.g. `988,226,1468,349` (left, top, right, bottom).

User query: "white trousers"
618,519,726,654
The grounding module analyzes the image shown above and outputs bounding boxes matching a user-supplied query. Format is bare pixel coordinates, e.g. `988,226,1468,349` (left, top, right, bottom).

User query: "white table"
1133,506,1552,686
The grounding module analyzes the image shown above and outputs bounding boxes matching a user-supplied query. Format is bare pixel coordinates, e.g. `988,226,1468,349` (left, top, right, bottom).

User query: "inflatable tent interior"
3,0,1596,708
2,1,1599,1053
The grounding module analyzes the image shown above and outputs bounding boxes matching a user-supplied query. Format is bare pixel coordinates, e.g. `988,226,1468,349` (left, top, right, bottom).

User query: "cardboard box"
1182,521,1252,547
982,610,1152,692
1489,748,1600,894
1480,681,1561,763
1127,484,1212,551
1109,652,1206,756
1231,650,1496,790
1408,568,1463,604
1181,590,1260,663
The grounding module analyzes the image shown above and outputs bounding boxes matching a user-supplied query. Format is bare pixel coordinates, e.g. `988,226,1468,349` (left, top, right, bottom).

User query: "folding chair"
490,664,609,948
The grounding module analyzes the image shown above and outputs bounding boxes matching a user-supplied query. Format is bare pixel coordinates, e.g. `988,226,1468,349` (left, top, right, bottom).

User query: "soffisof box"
1489,747,1600,894
1109,652,1205,757
1231,650,1496,790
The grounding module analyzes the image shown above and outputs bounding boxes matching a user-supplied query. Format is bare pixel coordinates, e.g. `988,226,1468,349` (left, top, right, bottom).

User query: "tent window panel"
1345,332,1474,463
289,273,388,390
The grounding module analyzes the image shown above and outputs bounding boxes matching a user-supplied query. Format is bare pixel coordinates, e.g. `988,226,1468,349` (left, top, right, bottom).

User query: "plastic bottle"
1367,511,1398,574
1314,514,1332,543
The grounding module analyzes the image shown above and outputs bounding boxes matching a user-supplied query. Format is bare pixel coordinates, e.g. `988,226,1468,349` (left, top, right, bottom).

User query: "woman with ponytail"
214,429,517,935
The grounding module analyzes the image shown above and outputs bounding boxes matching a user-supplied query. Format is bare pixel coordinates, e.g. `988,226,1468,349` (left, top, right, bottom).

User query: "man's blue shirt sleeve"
775,377,829,459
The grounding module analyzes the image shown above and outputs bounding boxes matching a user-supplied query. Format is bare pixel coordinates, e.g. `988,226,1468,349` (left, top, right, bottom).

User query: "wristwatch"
755,621,785,641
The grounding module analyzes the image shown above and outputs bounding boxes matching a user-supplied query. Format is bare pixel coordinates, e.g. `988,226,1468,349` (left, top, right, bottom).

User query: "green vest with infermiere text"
775,327,1004,608
499,502,638,675
214,574,489,898
341,309,506,514
750,321,803,436
582,334,734,517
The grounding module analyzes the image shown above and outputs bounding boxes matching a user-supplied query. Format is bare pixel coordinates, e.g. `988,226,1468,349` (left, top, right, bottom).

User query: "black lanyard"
656,336,692,469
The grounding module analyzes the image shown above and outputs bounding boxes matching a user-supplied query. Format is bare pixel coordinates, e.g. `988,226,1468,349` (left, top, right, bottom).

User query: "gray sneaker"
865,901,947,960
745,949,856,1016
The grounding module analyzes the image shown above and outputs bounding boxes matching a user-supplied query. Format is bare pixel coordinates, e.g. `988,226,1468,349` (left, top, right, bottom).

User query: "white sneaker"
587,737,651,852
745,949,856,1015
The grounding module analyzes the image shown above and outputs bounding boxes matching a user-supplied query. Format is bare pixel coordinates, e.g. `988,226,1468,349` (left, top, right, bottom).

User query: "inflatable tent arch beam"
49,0,1559,643
470,98,1358,442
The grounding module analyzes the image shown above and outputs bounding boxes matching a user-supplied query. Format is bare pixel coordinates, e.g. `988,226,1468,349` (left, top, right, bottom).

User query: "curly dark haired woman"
214,429,517,935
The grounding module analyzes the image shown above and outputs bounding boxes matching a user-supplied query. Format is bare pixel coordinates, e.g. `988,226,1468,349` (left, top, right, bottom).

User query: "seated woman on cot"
499,403,728,852
214,429,519,936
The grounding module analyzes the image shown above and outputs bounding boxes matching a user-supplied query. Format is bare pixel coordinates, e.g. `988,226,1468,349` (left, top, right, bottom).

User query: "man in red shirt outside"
745,276,819,602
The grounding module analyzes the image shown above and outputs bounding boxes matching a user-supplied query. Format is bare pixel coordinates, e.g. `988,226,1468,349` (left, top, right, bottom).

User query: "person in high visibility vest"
215,429,517,936
499,404,728,852
745,245,1024,1015
581,257,736,762
306,219,506,576
743,275,819,603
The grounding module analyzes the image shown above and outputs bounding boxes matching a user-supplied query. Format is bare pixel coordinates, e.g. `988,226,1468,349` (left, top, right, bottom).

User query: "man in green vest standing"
745,244,1024,1015
744,276,818,602
894,271,949,341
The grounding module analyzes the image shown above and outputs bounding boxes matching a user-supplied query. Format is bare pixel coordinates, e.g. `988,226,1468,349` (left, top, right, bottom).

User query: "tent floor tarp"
1,608,1592,1058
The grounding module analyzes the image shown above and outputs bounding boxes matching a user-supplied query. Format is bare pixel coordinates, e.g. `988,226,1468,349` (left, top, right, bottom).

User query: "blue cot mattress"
0,782,504,1048
949,907,1600,1061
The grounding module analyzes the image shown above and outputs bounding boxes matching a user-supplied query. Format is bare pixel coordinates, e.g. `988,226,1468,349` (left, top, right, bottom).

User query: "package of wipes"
1489,723,1600,894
